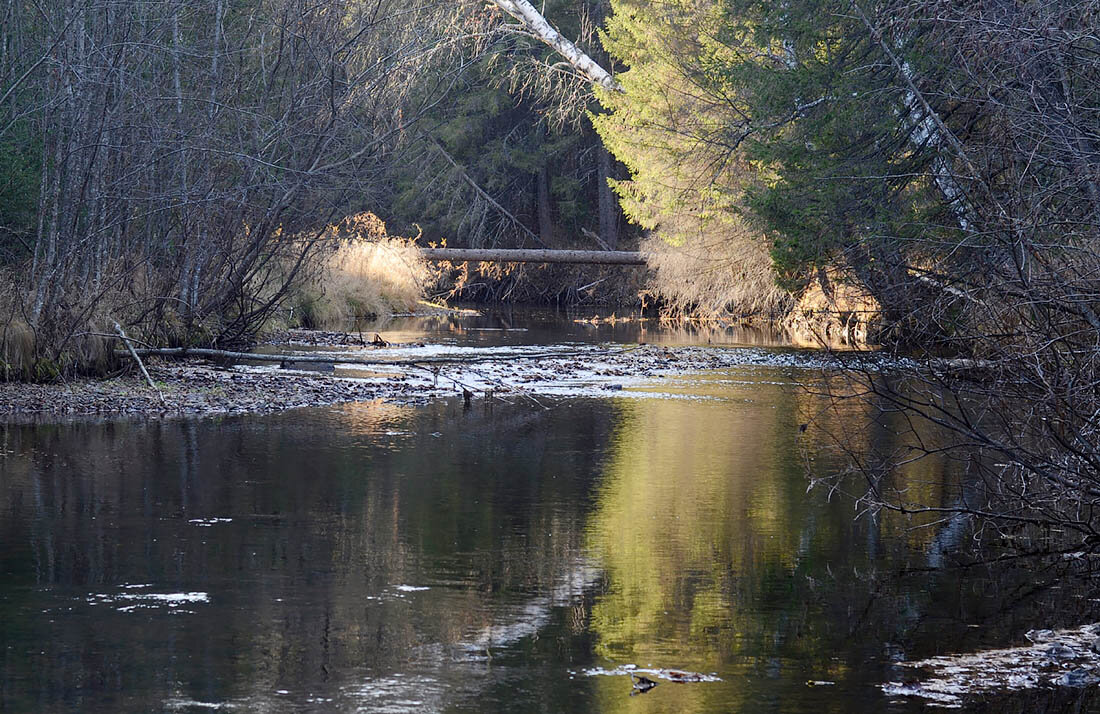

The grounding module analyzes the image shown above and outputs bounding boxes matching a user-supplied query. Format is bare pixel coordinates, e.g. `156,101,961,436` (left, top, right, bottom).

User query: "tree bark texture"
597,143,619,248
537,164,554,245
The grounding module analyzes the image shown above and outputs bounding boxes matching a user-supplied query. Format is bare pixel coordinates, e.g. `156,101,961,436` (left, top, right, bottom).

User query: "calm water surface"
1,313,1098,712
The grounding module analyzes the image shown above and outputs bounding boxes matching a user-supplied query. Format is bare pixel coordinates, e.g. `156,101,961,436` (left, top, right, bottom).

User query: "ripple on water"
86,590,209,613
164,699,238,711
343,673,447,713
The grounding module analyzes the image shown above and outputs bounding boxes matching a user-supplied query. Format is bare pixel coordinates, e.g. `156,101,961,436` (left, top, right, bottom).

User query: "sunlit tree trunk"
489,0,619,91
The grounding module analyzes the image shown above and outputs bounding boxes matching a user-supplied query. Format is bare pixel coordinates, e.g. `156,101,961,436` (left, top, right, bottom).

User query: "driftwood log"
114,322,165,403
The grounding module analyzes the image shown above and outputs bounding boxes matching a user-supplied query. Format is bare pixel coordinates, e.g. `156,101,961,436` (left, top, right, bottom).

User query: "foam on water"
87,590,210,613
578,665,723,683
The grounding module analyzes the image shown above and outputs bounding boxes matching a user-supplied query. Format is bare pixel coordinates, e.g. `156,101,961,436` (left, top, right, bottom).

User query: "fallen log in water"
421,248,647,265
113,346,591,367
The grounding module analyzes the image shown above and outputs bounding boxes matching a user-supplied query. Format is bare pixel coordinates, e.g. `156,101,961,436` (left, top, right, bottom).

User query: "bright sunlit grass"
288,213,430,329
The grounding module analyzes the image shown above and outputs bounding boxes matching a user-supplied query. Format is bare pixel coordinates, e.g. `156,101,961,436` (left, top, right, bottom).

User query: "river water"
1,310,1097,712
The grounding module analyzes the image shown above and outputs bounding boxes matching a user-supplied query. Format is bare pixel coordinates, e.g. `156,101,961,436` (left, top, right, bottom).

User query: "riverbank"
0,361,396,417
0,330,867,418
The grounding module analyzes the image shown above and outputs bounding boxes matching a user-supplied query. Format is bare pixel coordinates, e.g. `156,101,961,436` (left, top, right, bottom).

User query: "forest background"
1,0,1099,536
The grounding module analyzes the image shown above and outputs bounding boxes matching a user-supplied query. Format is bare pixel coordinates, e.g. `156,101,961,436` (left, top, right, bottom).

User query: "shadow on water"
1,322,1099,712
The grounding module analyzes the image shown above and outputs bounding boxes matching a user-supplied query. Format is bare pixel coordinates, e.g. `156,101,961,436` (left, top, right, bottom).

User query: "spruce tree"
595,0,959,320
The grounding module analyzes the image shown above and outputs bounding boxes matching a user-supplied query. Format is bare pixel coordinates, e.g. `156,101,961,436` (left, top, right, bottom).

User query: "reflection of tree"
586,391,805,665
582,372,1051,712
0,400,609,711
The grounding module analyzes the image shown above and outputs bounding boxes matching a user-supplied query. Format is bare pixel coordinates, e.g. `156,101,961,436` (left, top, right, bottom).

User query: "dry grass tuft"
0,317,34,380
640,217,790,319
289,213,430,329
0,275,120,381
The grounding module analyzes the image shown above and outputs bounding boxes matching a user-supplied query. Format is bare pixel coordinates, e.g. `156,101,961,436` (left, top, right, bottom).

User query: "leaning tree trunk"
488,0,620,91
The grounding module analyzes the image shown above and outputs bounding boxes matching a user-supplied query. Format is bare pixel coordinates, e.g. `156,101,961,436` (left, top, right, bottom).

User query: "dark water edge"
1,319,1099,712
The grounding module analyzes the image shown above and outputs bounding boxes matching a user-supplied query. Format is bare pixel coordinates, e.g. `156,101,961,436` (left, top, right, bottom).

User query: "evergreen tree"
593,0,792,316
600,0,1099,341
595,0,992,323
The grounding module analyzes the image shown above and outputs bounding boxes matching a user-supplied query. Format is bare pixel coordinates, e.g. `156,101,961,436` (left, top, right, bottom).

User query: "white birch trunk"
489,0,620,91
900,61,972,232
851,2,975,231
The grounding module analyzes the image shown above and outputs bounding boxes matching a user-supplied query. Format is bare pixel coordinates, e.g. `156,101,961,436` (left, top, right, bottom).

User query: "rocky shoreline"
0,361,403,418
0,332,864,419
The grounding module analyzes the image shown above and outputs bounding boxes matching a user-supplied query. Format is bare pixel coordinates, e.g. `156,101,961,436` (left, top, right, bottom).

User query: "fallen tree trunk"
114,347,590,367
421,248,646,265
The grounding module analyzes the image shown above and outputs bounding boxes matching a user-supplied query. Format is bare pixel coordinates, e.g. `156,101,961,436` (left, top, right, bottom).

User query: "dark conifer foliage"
598,0,1100,539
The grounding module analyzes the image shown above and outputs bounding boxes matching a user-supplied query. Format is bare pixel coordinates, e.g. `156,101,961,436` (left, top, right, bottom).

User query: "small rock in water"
1047,643,1077,660
1026,629,1055,643
1058,669,1100,688
630,674,658,695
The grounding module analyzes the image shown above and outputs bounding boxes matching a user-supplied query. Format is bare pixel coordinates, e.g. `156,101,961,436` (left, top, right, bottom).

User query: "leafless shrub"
811,0,1100,544
0,0,487,377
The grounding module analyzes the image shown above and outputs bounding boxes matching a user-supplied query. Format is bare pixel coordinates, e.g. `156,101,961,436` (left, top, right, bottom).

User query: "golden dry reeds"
0,316,34,380
0,274,118,381
640,218,790,320
288,213,430,329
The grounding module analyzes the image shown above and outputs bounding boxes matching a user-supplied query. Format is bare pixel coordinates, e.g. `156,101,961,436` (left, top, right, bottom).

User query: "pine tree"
593,0,790,315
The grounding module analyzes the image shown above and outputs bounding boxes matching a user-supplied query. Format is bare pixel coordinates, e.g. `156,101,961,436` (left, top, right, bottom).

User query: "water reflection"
1,365,1099,712
368,306,794,349
581,372,961,712
0,400,611,712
